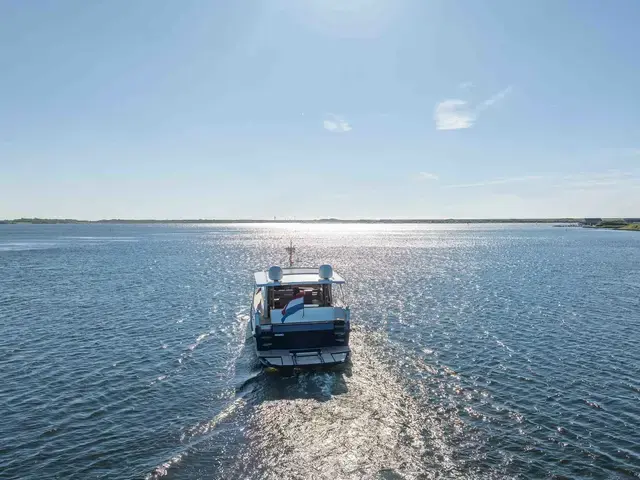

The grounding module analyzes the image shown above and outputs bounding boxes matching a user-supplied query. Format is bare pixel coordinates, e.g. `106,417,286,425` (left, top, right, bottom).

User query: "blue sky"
1,0,639,219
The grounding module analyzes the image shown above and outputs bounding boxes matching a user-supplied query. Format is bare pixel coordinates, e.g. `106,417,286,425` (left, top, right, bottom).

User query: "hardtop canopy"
254,267,346,287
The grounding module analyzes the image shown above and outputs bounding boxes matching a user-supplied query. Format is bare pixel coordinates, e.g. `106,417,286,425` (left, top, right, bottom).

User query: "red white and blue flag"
281,292,305,323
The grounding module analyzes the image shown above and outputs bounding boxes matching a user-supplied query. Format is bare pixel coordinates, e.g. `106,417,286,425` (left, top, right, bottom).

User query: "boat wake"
148,327,501,479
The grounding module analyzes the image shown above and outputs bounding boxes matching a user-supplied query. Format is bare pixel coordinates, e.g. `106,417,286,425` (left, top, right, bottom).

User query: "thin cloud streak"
417,172,439,180
323,114,352,133
444,170,640,190
478,86,513,111
563,170,633,181
558,170,638,189
444,175,543,188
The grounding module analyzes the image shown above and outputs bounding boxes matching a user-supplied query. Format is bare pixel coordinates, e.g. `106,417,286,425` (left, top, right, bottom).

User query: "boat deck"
257,346,350,367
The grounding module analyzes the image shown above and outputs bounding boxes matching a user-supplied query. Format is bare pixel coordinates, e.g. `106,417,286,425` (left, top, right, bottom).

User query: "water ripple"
1,223,640,479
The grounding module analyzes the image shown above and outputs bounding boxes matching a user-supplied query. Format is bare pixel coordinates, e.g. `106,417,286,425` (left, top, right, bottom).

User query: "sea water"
1,223,639,479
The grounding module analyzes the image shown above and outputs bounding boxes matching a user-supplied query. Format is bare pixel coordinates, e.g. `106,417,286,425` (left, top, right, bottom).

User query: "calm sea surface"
1,223,639,479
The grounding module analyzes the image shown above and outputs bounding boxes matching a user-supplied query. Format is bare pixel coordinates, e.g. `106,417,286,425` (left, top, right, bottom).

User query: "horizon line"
2,216,637,225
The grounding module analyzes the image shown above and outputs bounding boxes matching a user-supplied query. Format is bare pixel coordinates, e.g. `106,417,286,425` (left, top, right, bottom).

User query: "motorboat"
249,250,351,368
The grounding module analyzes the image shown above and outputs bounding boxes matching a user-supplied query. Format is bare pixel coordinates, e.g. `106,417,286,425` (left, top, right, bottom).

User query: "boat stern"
257,346,350,368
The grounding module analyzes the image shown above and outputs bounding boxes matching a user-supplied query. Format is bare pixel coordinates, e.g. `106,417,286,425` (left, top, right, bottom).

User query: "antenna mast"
285,239,295,267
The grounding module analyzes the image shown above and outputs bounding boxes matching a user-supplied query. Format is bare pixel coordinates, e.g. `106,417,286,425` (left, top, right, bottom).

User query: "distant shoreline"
0,217,601,225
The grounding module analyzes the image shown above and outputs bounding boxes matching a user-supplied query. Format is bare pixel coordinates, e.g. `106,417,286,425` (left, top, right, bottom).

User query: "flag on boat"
281,292,305,322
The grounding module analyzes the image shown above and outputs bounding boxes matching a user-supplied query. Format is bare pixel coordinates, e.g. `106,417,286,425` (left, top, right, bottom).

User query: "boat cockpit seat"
304,291,313,304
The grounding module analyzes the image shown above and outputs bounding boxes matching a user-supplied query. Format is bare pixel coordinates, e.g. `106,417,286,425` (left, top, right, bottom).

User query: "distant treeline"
1,218,89,224
1,217,589,225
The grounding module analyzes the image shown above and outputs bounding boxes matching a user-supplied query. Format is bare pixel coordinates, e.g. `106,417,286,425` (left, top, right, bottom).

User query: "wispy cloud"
434,86,513,130
323,114,352,133
459,81,473,89
478,86,513,111
434,100,475,130
443,170,640,191
417,172,439,180
609,148,640,157
445,175,543,188
558,170,638,189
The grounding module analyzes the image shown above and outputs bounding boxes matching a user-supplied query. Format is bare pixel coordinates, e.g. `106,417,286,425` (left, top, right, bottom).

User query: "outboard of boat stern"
249,262,351,369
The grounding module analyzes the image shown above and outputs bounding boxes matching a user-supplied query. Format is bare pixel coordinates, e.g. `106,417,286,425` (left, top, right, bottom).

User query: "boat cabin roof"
254,267,346,287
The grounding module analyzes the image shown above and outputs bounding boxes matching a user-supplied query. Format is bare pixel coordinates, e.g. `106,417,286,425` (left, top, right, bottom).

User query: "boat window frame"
269,283,331,310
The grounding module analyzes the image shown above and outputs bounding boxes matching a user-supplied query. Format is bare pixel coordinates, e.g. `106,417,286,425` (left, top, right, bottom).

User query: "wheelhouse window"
270,284,332,309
